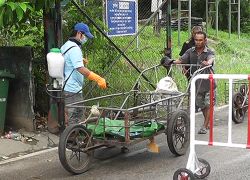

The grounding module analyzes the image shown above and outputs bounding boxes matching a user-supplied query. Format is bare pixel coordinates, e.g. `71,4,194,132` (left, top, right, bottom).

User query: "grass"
205,30,250,104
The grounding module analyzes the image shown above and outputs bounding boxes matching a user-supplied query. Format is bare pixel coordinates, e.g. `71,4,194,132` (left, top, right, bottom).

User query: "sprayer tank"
47,48,65,80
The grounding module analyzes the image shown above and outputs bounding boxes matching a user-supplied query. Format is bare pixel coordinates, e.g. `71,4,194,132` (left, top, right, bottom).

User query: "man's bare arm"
77,66,90,77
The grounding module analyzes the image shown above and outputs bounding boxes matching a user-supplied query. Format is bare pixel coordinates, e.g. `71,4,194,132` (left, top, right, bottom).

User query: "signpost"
105,0,138,37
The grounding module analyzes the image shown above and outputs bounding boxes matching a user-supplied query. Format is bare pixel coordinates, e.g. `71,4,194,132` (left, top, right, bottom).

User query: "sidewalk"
0,130,59,163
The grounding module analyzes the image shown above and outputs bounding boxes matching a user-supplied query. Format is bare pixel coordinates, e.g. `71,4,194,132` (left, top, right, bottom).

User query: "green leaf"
6,2,16,11
19,3,27,12
26,4,34,11
4,5,13,26
0,7,5,28
0,0,5,7
15,6,24,22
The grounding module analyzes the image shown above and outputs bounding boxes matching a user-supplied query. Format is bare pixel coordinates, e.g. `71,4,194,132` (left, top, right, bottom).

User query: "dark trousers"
64,91,84,125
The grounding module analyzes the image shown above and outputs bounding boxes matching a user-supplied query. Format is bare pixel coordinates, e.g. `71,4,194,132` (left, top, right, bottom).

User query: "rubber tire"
58,124,93,174
167,110,190,156
173,168,195,180
232,92,246,124
194,158,211,179
239,84,248,96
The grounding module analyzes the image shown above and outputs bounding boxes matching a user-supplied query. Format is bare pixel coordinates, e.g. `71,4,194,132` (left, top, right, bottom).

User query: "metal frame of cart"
57,64,198,174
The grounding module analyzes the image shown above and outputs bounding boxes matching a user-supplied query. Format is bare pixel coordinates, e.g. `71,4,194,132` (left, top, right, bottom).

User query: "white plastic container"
47,48,64,80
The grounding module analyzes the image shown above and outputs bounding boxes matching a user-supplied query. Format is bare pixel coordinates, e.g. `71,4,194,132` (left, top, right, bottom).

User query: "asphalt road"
0,106,250,180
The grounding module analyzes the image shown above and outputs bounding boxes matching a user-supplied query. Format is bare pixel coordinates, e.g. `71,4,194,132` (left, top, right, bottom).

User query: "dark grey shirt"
180,46,215,93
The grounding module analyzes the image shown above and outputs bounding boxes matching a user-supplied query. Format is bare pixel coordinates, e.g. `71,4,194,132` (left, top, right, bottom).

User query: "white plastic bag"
155,76,180,94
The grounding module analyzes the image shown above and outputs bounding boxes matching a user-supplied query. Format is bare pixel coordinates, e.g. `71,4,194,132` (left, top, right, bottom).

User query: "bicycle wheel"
232,92,246,124
58,124,94,174
167,110,190,156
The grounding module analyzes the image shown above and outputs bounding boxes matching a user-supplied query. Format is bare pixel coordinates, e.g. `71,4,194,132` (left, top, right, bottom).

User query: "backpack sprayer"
47,48,65,90
46,48,67,132
46,47,77,98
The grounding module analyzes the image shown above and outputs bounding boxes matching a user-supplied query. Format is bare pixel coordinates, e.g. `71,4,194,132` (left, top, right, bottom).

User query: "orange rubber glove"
87,71,107,89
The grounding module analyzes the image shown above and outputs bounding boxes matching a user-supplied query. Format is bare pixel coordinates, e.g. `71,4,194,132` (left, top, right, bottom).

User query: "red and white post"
186,74,250,174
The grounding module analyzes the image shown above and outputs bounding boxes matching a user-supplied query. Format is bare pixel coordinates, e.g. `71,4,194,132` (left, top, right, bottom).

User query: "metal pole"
216,0,219,38
188,0,191,34
166,0,172,58
136,35,139,49
155,0,160,35
55,0,64,132
206,0,208,34
228,0,231,38
228,79,233,144
136,0,139,49
178,0,181,47
102,0,106,26
238,0,240,39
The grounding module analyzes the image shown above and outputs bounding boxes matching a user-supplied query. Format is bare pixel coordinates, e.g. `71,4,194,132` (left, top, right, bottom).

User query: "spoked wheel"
173,168,195,180
58,124,94,174
239,84,248,96
194,158,211,179
167,110,190,156
232,92,246,124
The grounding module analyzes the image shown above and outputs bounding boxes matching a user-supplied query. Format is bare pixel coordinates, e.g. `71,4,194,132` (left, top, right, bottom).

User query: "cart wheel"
194,158,211,179
58,124,94,174
232,92,246,124
173,168,195,180
167,110,190,156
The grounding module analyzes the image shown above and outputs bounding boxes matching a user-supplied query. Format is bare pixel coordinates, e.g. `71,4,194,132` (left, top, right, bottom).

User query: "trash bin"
0,70,15,135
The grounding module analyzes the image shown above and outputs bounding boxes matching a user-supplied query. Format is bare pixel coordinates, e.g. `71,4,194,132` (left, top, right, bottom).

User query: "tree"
0,0,64,115
0,0,117,114
0,0,62,28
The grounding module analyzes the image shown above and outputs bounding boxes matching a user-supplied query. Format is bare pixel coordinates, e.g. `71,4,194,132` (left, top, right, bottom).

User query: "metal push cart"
58,64,192,174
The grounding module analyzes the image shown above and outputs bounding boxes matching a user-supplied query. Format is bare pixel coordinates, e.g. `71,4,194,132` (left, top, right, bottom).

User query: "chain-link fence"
62,0,250,105
64,0,169,101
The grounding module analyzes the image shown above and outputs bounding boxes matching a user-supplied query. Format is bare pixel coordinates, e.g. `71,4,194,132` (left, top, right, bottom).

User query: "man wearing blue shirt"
61,22,107,125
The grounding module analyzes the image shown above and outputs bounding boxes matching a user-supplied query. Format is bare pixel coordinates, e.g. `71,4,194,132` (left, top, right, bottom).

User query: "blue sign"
106,0,137,37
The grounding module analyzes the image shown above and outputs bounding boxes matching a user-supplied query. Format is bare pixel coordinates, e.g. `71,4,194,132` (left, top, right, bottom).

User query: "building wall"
0,47,34,131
